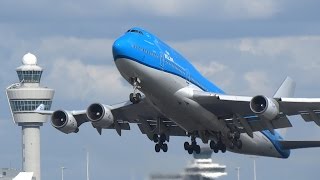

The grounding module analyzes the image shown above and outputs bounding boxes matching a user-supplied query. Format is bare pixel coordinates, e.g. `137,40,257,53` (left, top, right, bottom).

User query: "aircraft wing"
106,98,187,137
192,91,320,136
39,97,187,138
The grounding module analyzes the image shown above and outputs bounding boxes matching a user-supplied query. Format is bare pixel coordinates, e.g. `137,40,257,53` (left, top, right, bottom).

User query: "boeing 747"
37,27,320,158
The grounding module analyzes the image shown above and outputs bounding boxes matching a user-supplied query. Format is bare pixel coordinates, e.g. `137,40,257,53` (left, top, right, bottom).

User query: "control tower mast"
6,53,55,180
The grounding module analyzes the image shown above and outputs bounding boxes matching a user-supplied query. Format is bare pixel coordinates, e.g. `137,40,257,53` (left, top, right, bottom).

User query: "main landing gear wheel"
162,143,168,152
153,134,159,143
155,144,161,152
210,140,227,153
184,136,201,154
184,142,201,154
154,134,168,153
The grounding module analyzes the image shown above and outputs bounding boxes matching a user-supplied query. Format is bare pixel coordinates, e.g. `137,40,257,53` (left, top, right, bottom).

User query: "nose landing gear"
129,77,142,104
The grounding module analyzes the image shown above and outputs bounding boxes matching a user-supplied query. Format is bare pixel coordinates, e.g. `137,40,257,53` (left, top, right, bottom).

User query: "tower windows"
9,100,52,112
17,70,42,83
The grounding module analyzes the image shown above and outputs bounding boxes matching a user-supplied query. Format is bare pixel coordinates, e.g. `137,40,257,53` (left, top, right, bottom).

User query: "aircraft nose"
112,36,127,60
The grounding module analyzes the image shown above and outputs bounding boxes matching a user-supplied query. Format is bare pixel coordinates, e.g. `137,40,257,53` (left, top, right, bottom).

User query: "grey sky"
1,0,320,179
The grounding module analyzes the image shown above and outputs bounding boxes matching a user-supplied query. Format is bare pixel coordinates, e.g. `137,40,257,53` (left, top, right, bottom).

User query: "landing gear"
154,134,168,153
129,77,142,104
210,140,226,153
129,92,141,104
229,139,242,149
184,136,201,154
227,130,242,149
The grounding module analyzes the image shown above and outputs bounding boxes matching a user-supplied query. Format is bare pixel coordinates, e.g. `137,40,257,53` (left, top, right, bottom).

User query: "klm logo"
164,51,174,62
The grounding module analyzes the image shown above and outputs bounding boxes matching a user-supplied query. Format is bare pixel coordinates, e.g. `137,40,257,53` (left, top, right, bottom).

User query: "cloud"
102,0,280,20
38,37,114,63
222,0,279,19
168,35,320,95
236,36,320,89
48,58,130,103
193,61,234,88
0,0,280,21
244,71,273,95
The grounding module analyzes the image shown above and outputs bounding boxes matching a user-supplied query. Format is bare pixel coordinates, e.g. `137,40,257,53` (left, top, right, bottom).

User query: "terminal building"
149,147,227,180
0,168,20,180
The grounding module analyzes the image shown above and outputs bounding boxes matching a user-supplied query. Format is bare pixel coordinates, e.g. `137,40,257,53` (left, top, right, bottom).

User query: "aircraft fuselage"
112,28,290,158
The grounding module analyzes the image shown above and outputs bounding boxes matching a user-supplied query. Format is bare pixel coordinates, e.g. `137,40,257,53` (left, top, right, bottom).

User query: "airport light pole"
235,167,240,180
61,167,66,180
254,159,256,180
250,156,258,180
86,151,90,180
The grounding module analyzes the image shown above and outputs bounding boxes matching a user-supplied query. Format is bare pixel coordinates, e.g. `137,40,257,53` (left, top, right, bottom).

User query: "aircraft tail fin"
273,76,296,98
279,141,320,150
274,77,296,137
35,104,45,111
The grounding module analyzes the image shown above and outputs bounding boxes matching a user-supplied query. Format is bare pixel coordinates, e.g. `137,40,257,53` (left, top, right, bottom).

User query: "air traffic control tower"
6,53,54,180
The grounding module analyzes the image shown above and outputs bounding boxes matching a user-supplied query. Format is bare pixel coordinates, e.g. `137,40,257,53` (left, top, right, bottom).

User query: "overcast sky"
1,0,320,179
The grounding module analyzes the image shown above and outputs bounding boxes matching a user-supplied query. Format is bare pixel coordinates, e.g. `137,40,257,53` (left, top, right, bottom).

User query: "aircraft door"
186,69,190,82
160,54,165,70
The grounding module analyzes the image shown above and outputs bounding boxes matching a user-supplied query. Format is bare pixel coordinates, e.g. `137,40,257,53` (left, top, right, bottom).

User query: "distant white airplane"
37,27,320,158
13,172,33,180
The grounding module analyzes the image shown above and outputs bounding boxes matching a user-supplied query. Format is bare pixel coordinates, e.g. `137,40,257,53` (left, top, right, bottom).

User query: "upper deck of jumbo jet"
112,27,157,60
112,27,225,93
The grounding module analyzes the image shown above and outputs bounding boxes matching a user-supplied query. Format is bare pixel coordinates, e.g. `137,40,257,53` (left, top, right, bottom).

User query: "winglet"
273,76,296,98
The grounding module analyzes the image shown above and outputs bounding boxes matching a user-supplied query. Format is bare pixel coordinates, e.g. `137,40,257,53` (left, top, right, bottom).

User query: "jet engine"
250,95,279,120
51,110,78,134
86,103,114,128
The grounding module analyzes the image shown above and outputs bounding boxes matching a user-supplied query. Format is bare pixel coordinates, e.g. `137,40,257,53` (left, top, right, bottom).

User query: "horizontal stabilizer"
279,141,320,150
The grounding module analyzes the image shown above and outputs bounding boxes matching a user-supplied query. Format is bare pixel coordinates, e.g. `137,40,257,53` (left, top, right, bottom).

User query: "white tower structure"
6,53,55,180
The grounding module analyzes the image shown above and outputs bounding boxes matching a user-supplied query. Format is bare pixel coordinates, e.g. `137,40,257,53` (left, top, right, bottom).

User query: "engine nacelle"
51,110,78,134
250,95,279,120
86,103,114,128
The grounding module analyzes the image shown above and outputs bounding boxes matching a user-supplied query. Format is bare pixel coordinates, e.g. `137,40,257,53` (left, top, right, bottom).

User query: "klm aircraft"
38,27,320,158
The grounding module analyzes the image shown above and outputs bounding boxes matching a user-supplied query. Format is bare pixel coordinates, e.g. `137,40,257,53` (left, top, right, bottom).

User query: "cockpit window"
126,29,144,35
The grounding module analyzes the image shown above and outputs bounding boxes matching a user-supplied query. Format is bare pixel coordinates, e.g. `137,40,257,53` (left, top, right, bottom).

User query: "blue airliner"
39,27,320,158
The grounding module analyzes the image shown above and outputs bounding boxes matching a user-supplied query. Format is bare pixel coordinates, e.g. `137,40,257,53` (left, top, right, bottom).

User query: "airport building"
0,168,20,180
6,53,54,180
149,147,227,180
